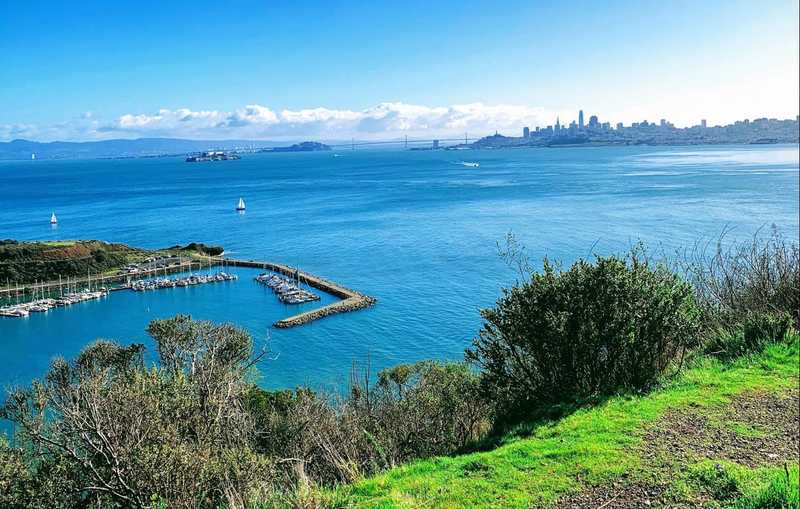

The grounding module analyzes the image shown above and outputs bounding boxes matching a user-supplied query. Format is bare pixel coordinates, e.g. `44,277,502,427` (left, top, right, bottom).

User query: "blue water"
0,145,798,392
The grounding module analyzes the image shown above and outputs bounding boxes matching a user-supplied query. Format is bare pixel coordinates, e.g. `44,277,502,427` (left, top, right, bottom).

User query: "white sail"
50,212,58,224
236,198,246,210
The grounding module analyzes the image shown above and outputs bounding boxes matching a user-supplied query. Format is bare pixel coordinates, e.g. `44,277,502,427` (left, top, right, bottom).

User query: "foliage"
1,315,270,509
0,240,142,284
468,247,701,423
246,360,489,488
705,310,796,360
680,227,799,336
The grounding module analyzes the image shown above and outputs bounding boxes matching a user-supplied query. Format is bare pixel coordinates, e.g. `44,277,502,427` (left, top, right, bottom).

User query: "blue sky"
1,0,798,141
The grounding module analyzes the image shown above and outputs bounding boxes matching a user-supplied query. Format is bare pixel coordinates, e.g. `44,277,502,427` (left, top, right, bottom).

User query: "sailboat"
50,212,58,225
236,198,246,211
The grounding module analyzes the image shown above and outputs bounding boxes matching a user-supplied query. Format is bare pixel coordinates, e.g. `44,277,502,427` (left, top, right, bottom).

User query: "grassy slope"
0,240,221,288
331,337,799,508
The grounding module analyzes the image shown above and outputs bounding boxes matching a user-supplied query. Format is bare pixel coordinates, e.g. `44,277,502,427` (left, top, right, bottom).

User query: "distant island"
263,141,332,152
185,150,241,162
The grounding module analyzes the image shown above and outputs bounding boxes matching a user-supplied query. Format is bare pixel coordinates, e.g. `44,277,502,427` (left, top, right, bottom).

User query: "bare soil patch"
552,389,799,508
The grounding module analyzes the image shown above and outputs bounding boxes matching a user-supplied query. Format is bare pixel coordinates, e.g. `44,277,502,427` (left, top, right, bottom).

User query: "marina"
126,271,237,291
255,272,320,304
0,289,107,317
1,254,375,328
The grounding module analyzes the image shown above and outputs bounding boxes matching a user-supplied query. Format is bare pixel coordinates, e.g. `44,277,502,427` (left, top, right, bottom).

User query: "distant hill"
266,141,332,152
0,138,287,161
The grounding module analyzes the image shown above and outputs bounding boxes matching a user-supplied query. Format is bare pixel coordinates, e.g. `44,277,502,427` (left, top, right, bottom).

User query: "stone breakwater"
209,257,376,328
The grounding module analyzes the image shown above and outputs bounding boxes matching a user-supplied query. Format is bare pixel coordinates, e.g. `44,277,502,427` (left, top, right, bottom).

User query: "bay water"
0,145,797,392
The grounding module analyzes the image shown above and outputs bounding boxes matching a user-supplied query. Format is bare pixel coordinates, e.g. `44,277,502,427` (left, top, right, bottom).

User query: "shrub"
2,315,271,509
706,311,796,359
467,248,700,423
680,227,799,336
248,361,489,487
374,361,488,459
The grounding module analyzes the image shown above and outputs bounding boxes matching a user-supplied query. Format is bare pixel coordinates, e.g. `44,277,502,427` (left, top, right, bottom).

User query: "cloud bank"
1,102,568,142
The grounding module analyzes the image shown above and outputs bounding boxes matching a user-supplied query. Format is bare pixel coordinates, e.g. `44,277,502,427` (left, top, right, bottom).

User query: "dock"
209,257,376,328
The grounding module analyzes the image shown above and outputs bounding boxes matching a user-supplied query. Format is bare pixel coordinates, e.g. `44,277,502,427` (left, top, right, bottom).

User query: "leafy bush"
2,315,271,509
680,227,799,337
705,311,796,359
467,248,700,423
247,360,489,486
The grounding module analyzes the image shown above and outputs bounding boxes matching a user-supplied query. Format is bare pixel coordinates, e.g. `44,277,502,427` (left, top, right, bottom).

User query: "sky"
1,0,798,142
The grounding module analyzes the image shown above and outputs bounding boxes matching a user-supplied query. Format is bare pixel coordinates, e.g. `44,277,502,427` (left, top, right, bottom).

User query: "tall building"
523,126,530,138
616,122,624,130
701,119,707,128
555,117,561,131
588,115,599,128
660,119,667,127
578,110,584,128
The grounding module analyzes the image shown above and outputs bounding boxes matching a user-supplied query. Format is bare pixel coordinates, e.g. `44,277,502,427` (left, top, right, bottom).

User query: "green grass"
329,337,799,508
678,460,799,508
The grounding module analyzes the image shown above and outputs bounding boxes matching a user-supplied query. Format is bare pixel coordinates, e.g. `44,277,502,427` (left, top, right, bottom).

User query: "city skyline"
1,0,798,141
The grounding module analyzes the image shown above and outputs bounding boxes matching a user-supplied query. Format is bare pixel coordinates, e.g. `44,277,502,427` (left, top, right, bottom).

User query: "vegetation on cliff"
0,240,224,286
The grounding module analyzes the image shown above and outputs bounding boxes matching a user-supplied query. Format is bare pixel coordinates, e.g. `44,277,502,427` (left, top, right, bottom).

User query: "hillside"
331,337,799,508
0,239,223,285
0,138,284,160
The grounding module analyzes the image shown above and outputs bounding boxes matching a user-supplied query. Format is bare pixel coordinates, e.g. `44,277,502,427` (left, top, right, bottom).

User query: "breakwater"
209,257,377,328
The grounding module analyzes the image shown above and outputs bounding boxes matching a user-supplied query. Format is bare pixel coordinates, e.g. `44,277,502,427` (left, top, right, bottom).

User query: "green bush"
704,311,795,360
2,315,272,509
680,228,799,339
468,249,701,423
247,360,489,487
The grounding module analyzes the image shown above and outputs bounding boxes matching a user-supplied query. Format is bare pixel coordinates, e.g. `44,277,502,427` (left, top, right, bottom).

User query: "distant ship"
31,153,36,160
236,198,246,211
186,151,241,162
459,161,480,168
50,212,58,224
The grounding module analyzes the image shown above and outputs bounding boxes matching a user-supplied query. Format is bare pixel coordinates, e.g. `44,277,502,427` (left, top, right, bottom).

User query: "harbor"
255,273,320,304
126,271,237,291
1,255,376,328
210,257,377,328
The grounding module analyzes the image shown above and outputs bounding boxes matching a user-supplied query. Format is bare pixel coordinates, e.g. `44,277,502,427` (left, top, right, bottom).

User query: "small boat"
50,212,58,224
459,161,480,168
236,198,246,211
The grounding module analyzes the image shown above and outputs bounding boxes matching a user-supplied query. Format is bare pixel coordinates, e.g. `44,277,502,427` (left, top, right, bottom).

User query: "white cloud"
1,102,570,142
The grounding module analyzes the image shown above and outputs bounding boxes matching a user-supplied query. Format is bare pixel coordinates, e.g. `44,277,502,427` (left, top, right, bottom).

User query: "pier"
209,257,376,328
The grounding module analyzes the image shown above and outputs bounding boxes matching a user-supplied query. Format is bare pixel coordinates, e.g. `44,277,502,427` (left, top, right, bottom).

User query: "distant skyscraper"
660,119,667,127
588,115,599,128
523,126,530,138
616,122,623,130
578,110,584,128
555,117,561,131
701,119,707,128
